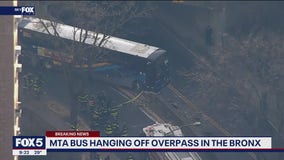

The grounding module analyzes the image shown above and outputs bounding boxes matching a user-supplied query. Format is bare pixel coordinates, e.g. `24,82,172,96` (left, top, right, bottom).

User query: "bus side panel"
90,65,140,89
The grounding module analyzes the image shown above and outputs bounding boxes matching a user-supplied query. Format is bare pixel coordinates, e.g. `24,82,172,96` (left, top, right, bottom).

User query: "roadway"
19,67,153,160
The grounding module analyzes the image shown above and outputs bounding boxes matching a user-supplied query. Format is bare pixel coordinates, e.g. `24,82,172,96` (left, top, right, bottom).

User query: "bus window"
144,53,170,90
155,55,169,79
23,31,32,38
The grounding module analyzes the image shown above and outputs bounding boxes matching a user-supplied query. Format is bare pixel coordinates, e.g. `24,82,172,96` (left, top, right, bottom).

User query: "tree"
25,1,155,126
180,29,284,137
211,30,284,134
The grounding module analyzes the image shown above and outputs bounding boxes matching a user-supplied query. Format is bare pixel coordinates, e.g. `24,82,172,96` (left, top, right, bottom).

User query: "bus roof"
19,17,160,59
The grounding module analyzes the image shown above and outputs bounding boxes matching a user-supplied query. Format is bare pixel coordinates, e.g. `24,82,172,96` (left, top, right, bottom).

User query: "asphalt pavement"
19,66,154,160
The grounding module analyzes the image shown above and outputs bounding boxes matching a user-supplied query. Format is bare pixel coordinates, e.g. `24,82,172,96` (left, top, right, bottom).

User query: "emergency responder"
77,92,89,104
110,107,119,118
97,91,107,107
105,124,113,135
104,155,110,160
101,106,108,115
92,110,100,119
28,74,42,97
28,76,35,91
88,95,96,108
37,75,45,90
22,73,32,90
206,25,213,46
91,110,102,130
92,153,100,160
127,154,134,160
121,124,128,136
71,124,79,131
33,83,41,97
91,121,100,129
111,122,119,132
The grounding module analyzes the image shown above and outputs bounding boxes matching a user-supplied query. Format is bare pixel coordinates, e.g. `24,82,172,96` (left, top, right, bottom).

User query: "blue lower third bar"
0,6,35,15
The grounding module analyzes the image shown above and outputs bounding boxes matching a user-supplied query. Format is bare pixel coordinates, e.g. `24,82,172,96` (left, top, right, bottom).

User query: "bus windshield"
145,53,170,90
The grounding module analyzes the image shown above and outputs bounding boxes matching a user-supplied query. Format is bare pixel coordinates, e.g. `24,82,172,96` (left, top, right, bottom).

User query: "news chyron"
0,6,35,15
13,136,46,156
12,131,273,156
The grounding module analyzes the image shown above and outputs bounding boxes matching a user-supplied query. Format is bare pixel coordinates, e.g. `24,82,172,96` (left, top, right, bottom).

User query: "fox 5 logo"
20,6,35,15
13,136,45,149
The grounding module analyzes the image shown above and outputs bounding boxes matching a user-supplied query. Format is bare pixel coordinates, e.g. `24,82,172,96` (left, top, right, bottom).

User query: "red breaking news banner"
46,131,100,137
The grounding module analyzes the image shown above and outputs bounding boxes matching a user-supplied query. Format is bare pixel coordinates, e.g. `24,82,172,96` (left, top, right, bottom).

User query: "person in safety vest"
71,124,79,131
33,83,40,92
32,76,42,96
77,92,89,104
97,91,107,107
92,110,100,119
92,121,100,129
110,107,119,118
92,153,100,160
88,95,96,107
121,124,128,136
111,122,119,130
104,155,110,160
105,124,113,135
127,154,134,160
27,77,35,92
23,73,32,89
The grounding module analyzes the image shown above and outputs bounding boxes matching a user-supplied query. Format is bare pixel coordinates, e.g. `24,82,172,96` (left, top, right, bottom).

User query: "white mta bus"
18,17,170,92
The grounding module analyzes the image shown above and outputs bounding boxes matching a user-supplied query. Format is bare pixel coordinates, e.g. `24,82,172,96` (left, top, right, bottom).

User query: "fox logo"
13,136,45,149
21,7,35,15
